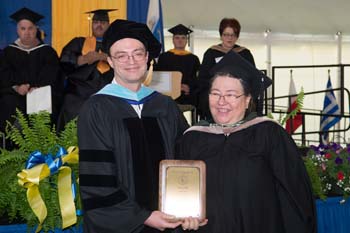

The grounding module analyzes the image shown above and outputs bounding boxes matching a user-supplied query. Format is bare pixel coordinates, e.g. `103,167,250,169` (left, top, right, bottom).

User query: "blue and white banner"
320,77,341,144
127,0,164,51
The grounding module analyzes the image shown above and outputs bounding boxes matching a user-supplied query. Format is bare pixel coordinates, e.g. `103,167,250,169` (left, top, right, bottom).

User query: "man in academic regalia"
0,7,63,145
155,24,200,106
78,19,206,233
57,9,115,131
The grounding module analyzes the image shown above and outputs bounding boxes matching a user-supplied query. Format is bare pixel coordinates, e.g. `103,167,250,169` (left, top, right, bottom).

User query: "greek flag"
320,77,341,144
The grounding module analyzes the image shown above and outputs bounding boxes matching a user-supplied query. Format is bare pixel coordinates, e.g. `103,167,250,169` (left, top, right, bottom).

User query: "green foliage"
0,110,79,232
280,88,304,126
303,156,327,200
267,88,305,126
305,143,350,200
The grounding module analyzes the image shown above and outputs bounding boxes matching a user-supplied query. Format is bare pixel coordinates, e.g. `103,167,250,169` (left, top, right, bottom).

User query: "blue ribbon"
25,146,68,175
24,146,82,216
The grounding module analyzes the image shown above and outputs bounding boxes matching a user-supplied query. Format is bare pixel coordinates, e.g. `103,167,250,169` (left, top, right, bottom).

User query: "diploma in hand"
159,160,206,220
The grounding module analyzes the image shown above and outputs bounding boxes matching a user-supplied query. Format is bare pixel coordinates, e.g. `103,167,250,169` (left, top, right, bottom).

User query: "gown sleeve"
238,48,256,67
78,98,151,233
266,123,317,233
34,46,62,88
0,47,16,94
60,37,97,82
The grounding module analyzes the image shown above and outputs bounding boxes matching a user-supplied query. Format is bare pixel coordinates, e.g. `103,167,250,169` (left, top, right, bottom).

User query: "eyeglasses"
110,49,146,63
209,92,244,102
222,33,236,38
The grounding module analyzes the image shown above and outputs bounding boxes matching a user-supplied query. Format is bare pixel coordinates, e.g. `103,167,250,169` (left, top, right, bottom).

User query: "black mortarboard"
85,9,117,22
103,19,161,59
10,7,44,24
168,24,193,35
210,51,272,99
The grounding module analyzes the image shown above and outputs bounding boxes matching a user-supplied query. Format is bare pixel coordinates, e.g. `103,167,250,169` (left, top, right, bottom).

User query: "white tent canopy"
162,0,350,35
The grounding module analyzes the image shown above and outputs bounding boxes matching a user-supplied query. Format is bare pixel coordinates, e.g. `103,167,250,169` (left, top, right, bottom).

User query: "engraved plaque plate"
159,160,206,220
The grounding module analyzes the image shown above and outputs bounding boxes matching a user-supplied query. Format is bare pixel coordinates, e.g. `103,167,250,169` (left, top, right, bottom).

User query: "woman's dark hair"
219,18,241,37
209,72,251,95
209,72,256,113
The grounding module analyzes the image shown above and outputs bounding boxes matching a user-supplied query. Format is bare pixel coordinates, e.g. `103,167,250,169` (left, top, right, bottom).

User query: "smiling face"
107,38,148,91
17,19,38,46
220,27,238,50
209,75,251,125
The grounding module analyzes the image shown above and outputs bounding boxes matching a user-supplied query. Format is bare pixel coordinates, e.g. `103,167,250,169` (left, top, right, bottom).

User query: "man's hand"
78,51,107,65
14,84,30,95
181,217,208,231
181,84,190,95
144,211,182,231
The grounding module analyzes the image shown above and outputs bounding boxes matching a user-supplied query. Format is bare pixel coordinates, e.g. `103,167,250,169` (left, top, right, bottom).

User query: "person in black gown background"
197,17,256,120
57,9,115,131
0,7,63,148
177,51,317,233
155,24,200,106
78,19,206,233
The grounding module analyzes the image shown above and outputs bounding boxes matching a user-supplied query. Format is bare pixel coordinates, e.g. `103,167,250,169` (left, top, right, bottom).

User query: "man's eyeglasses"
110,50,146,63
209,92,244,102
222,33,236,38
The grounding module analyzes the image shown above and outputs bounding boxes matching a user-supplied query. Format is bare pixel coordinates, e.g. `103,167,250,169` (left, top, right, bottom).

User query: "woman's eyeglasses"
222,33,236,38
209,92,244,102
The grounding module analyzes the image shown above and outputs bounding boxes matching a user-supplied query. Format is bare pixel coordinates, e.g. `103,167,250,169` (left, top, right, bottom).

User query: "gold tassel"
143,60,154,86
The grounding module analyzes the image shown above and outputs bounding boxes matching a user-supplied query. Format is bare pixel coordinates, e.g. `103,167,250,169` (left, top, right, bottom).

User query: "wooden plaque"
148,71,182,99
159,160,206,220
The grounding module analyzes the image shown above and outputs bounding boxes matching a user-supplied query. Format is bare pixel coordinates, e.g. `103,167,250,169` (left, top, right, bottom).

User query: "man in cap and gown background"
177,51,317,233
78,19,201,232
155,24,200,106
0,7,64,147
57,9,115,130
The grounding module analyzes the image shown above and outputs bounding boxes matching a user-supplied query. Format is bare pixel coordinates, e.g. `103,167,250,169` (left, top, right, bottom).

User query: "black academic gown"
177,117,317,233
57,37,113,130
78,91,189,233
155,50,200,106
197,44,255,119
0,42,63,134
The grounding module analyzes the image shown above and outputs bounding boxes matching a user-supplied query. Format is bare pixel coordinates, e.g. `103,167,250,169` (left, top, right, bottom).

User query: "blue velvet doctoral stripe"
80,174,117,187
79,150,114,163
96,83,159,104
82,190,128,211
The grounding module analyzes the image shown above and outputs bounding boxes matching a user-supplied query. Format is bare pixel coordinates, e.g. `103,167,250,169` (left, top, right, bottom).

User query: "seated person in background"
155,24,200,106
177,51,317,233
0,7,63,143
198,17,256,120
57,9,115,130
78,19,206,233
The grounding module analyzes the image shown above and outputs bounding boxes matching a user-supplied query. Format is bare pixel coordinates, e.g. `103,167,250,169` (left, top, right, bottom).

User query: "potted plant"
0,110,81,232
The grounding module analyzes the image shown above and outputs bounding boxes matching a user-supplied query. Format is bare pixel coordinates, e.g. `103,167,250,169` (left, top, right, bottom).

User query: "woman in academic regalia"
197,17,256,120
177,51,317,233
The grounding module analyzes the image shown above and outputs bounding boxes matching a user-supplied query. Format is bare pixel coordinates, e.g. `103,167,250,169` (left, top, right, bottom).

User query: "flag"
285,77,303,133
127,0,164,51
320,77,341,144
146,0,164,51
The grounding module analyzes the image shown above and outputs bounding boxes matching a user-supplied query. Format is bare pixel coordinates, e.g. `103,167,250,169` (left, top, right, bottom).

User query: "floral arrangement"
304,142,350,200
0,110,81,232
